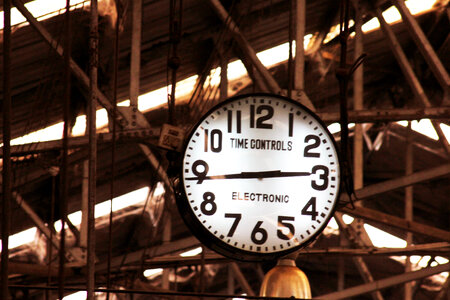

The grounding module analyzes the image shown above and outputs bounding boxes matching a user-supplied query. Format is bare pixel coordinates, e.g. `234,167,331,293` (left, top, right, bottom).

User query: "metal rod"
88,0,99,298
314,263,450,300
130,0,142,125
1,0,12,298
294,0,306,91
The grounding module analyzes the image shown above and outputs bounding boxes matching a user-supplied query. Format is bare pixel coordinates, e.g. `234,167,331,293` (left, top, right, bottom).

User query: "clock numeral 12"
250,105,274,129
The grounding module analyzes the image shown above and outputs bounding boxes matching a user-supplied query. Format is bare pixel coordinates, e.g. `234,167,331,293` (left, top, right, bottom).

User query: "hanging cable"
336,0,366,207
167,0,183,125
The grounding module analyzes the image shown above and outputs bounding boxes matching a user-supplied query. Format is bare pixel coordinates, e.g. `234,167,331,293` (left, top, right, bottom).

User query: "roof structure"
0,0,449,299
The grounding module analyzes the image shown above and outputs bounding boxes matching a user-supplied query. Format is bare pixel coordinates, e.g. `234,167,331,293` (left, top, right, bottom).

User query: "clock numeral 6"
201,192,217,216
311,165,329,190
251,221,268,245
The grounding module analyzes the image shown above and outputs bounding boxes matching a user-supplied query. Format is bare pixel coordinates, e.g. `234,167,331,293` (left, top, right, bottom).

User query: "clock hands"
185,170,311,181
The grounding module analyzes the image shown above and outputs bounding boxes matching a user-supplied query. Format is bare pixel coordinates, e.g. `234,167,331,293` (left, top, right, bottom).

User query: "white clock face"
179,94,340,261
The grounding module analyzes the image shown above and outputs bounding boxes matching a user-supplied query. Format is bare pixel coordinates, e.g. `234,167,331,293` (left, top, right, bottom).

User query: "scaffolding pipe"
1,0,12,299
87,0,99,298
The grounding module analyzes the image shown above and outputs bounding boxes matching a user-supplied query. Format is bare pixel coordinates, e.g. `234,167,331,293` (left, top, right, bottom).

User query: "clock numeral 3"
277,216,295,240
311,165,329,190
250,105,274,129
192,160,209,184
224,213,241,237
251,221,268,245
201,192,217,215
204,129,222,152
304,135,320,158
301,197,318,220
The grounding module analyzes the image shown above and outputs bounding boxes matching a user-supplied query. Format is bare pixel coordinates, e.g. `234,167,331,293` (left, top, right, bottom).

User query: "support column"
161,215,172,289
87,0,99,298
220,52,228,101
1,1,12,299
404,123,414,300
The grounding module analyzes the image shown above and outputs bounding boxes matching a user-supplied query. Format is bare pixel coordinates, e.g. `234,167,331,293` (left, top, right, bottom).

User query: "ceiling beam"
207,0,281,94
393,0,450,95
319,107,450,123
314,263,450,299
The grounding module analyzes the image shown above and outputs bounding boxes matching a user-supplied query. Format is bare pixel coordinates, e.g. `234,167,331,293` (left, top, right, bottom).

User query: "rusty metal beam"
12,0,173,196
314,263,450,300
393,0,450,95
340,205,450,242
348,163,450,201
317,106,450,123
230,262,256,296
8,262,74,278
207,0,281,94
375,7,450,156
12,0,131,126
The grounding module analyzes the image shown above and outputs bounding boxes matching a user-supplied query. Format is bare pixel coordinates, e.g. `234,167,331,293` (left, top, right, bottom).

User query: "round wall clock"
176,93,341,261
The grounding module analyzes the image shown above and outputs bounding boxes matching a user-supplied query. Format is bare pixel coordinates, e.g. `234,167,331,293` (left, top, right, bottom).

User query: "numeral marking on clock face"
182,95,340,255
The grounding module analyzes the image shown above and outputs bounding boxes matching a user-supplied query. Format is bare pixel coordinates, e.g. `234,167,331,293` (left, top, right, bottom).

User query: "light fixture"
259,258,311,299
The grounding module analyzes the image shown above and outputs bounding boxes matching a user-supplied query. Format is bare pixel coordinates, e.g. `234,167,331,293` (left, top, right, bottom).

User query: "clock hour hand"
185,170,311,181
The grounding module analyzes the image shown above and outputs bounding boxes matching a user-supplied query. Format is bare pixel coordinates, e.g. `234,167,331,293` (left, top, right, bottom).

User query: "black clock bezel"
175,93,341,262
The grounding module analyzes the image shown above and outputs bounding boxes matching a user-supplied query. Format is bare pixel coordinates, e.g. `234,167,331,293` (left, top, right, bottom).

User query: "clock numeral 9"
204,129,222,153
301,197,318,220
311,165,329,190
201,192,217,216
192,160,209,184
250,104,274,129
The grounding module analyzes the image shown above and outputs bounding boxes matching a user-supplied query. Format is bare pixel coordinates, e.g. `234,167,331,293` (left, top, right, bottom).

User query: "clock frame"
176,93,341,261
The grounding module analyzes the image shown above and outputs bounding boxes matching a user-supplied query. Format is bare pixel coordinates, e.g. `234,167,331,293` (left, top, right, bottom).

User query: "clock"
176,93,340,261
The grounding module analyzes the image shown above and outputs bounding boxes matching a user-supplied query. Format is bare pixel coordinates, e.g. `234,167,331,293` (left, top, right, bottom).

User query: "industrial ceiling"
0,0,449,299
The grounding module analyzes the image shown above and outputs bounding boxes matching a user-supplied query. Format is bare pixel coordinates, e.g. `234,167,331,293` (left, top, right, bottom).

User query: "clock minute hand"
185,170,311,182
